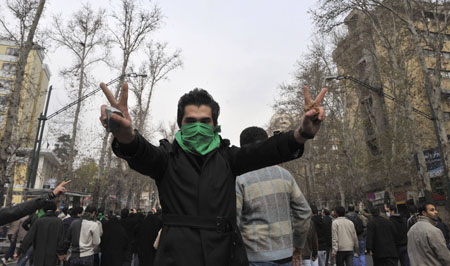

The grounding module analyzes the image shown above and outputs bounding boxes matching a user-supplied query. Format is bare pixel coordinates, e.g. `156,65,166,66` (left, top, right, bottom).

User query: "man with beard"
99,83,327,266
407,202,450,266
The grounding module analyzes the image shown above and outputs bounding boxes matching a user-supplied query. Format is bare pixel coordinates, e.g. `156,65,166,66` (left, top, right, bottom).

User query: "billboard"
415,148,442,178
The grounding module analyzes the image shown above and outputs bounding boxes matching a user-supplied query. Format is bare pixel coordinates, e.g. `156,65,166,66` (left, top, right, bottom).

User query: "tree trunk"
67,50,86,181
0,0,46,203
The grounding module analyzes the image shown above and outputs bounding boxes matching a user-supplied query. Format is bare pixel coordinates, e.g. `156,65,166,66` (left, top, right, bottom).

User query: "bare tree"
0,0,46,205
49,3,110,181
311,0,450,206
94,0,162,206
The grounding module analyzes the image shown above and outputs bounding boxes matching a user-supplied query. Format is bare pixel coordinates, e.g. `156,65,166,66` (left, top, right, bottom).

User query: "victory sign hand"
99,82,135,144
294,86,327,143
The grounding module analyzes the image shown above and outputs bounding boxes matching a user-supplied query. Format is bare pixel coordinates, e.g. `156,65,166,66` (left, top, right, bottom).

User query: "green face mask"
175,122,221,155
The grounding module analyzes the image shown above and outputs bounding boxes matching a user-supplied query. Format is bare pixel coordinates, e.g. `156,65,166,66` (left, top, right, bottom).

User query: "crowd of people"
3,83,449,266
1,203,163,266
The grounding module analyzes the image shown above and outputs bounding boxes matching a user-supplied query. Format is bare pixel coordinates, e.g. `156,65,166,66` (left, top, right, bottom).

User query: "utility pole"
25,73,146,189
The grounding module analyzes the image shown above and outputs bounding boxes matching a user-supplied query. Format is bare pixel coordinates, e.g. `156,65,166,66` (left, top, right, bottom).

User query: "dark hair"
310,205,318,215
335,206,346,217
98,207,105,214
70,207,83,216
418,201,435,216
348,204,355,212
323,209,330,216
408,205,418,215
390,205,398,213
177,88,220,127
240,126,269,146
62,207,69,215
85,205,97,214
43,201,57,212
121,208,129,219
370,207,380,216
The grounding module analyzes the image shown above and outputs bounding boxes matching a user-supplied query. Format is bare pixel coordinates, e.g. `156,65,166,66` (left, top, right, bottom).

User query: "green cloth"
38,209,45,217
175,122,221,155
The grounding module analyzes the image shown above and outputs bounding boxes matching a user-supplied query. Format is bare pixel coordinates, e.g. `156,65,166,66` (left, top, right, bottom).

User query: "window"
441,71,450,79
1,63,16,72
0,95,7,112
444,112,450,121
423,49,450,59
5,48,19,56
0,80,12,94
1,63,16,77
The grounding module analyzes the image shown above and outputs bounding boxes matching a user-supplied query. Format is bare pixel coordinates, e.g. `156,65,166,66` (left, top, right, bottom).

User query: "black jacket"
136,213,162,266
18,211,64,266
100,216,131,266
0,193,55,226
366,215,398,259
113,130,304,266
389,214,408,246
312,215,331,251
62,216,79,236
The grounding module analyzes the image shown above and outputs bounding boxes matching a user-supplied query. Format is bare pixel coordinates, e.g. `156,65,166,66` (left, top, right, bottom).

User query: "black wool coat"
100,217,131,266
366,215,398,259
112,130,304,266
136,213,162,266
19,211,64,266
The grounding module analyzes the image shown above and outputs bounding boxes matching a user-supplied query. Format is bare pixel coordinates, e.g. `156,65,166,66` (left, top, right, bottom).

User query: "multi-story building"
333,6,450,210
0,39,51,204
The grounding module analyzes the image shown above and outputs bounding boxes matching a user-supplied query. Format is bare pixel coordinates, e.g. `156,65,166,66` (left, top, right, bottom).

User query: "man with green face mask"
99,83,327,266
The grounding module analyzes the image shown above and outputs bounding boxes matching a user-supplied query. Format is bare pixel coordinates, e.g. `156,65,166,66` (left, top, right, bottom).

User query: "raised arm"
0,180,70,226
100,82,168,178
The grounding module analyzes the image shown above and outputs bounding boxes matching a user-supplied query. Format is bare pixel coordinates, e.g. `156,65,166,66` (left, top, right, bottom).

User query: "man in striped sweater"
236,126,312,266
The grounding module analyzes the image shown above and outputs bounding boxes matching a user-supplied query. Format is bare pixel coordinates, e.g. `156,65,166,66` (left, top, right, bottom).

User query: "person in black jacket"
15,201,65,266
366,207,398,266
136,210,162,266
99,81,327,266
389,206,410,266
100,214,131,266
312,206,332,266
63,207,83,236
0,180,70,226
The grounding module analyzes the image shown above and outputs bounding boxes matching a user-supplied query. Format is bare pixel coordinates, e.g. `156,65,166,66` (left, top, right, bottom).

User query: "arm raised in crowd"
0,180,70,226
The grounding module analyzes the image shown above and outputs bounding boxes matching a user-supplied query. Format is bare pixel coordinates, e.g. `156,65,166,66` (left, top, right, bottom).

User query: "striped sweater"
236,165,311,262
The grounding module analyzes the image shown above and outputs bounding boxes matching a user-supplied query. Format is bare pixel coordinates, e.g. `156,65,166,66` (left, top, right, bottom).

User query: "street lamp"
25,73,148,189
326,74,449,204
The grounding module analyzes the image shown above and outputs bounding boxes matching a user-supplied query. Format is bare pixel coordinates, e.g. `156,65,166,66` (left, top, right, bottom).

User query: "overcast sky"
39,0,316,157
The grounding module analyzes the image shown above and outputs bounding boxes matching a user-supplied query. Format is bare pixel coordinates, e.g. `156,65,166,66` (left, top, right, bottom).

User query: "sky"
38,0,316,158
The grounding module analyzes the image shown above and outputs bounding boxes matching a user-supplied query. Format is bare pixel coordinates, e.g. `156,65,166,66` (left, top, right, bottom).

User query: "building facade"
0,39,51,204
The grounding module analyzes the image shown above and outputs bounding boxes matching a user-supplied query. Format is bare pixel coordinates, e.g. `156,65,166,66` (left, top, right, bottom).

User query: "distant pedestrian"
406,205,418,231
331,206,359,266
312,207,332,266
15,201,65,266
100,214,131,266
1,215,27,265
366,207,398,266
61,205,101,266
346,205,366,266
389,205,410,266
136,209,162,266
63,207,83,236
302,220,319,266
407,202,450,266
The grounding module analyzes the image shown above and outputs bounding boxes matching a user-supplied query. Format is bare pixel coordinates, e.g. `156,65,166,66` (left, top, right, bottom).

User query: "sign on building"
415,148,442,178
